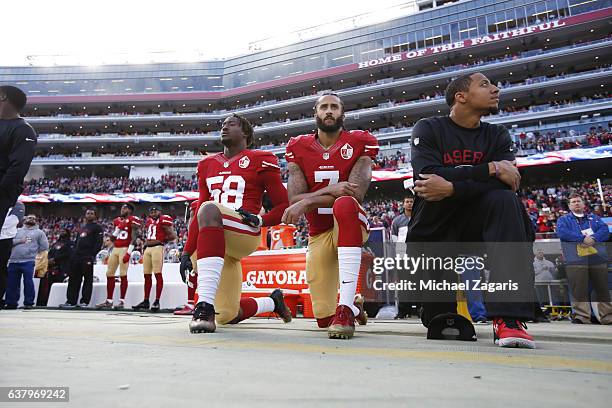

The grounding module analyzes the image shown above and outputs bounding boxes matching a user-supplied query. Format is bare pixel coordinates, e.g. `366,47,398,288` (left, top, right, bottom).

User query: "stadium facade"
0,0,610,191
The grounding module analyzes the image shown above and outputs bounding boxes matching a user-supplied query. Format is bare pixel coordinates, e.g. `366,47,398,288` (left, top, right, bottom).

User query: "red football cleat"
174,304,194,316
328,305,356,339
493,317,535,349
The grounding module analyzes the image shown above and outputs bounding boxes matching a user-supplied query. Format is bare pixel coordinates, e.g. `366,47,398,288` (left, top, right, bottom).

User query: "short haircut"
86,208,97,215
569,193,583,201
0,85,27,112
404,196,414,201
445,74,475,107
314,92,345,114
230,113,254,146
124,203,135,213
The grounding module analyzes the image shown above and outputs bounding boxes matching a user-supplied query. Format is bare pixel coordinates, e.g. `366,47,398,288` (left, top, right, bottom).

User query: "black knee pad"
426,313,477,341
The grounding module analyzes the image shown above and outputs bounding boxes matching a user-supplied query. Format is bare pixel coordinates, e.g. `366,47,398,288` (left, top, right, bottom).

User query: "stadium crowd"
23,175,198,194
27,179,610,250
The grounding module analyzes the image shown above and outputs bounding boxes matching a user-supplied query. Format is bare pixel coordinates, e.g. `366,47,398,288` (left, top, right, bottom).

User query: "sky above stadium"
3,0,414,66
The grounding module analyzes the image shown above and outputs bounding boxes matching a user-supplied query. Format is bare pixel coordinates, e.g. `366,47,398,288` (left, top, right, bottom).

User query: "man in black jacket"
59,209,104,309
0,86,37,224
37,229,74,306
407,73,536,349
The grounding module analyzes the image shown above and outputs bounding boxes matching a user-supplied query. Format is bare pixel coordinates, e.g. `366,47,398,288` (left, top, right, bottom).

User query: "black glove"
179,253,193,284
236,208,262,228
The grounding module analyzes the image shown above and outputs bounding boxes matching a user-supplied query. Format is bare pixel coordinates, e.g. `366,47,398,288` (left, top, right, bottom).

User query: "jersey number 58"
206,175,246,210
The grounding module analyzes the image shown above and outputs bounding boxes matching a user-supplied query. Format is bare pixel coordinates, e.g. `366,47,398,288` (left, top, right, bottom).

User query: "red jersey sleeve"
284,136,300,165
256,152,289,227
197,158,211,205
361,131,379,159
184,213,198,255
160,215,174,226
130,216,142,227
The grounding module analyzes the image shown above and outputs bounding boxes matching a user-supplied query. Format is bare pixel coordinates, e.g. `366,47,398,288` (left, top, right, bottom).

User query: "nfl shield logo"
223,162,229,168
340,143,353,160
239,156,250,168
323,152,330,160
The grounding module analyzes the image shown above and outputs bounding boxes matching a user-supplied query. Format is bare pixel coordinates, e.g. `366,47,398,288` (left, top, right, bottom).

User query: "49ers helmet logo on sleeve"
341,143,353,160
239,156,250,168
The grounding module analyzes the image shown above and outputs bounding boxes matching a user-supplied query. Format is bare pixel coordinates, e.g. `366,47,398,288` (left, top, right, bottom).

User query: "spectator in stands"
5,215,49,309
0,202,25,309
391,196,413,242
556,194,611,324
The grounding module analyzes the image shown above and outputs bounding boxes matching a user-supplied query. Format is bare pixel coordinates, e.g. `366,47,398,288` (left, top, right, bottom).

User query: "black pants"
66,258,94,305
0,238,12,307
37,270,68,307
416,190,535,325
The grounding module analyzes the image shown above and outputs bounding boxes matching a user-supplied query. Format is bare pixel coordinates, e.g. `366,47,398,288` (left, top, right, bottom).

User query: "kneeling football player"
184,114,292,333
282,93,378,339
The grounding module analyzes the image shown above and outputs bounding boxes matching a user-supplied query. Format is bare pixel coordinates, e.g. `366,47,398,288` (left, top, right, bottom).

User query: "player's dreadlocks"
231,113,254,146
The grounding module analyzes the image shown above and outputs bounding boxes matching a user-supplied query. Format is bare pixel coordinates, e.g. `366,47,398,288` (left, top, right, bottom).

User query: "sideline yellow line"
2,326,611,373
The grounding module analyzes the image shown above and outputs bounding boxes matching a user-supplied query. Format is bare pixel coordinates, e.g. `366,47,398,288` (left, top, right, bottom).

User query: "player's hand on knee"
179,253,193,283
494,160,521,191
414,174,453,201
236,208,263,228
282,201,307,225
324,181,359,198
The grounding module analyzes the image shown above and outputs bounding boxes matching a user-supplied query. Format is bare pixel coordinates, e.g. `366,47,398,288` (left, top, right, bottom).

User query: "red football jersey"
112,215,141,248
189,200,199,214
196,149,288,226
285,130,379,236
145,214,174,242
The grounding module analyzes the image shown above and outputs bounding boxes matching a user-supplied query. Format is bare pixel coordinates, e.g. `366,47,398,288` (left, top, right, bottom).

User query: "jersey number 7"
314,170,339,215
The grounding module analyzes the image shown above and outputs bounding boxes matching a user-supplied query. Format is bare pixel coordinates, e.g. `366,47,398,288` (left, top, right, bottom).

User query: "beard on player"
316,114,344,133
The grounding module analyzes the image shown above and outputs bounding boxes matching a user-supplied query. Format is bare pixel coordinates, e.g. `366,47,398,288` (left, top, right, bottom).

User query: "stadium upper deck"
1,0,610,178
2,0,609,100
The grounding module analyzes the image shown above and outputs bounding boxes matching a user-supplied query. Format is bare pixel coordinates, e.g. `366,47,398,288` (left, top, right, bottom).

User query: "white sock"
338,247,361,316
255,297,276,314
196,257,224,306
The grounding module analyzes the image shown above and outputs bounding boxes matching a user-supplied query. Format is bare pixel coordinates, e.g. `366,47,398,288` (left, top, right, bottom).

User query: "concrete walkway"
1,309,611,408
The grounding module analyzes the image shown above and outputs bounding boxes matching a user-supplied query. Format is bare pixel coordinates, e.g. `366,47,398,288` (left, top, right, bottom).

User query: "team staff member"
37,229,74,307
408,73,536,348
60,209,104,309
6,214,48,309
557,194,611,324
0,86,37,226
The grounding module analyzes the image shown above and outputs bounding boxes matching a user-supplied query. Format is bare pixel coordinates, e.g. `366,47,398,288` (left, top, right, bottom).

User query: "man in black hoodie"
59,209,103,309
407,73,536,349
0,86,37,225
